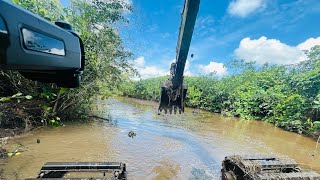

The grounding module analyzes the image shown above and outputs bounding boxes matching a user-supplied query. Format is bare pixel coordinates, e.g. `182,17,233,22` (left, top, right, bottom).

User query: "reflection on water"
0,97,319,179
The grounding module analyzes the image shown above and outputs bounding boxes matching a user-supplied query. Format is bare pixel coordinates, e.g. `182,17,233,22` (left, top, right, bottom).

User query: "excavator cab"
0,0,85,88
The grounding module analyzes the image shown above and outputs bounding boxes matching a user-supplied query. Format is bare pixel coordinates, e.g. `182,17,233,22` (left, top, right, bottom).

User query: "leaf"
0,97,11,102
15,152,21,156
312,105,320,109
314,101,320,105
56,117,61,121
12,92,23,98
59,88,68,95
7,152,13,157
50,120,55,123
25,95,33,100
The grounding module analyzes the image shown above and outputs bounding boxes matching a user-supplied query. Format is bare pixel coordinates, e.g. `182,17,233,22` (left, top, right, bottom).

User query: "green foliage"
313,121,320,131
120,76,167,101
306,119,320,132
12,0,64,21
185,85,202,108
121,47,320,135
0,92,33,103
273,94,306,122
49,117,61,127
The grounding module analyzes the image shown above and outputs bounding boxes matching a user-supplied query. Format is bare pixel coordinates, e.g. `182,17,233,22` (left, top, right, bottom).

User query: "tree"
120,46,320,135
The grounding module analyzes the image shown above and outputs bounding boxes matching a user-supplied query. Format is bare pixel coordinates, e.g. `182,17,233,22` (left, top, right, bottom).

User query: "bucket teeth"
158,85,187,114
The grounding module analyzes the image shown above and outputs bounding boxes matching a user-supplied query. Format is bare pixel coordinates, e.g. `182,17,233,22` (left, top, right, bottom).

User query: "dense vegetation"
120,46,320,135
0,0,134,131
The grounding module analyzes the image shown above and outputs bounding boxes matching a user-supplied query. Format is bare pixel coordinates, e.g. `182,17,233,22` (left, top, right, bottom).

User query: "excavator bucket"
158,83,187,114
158,0,200,114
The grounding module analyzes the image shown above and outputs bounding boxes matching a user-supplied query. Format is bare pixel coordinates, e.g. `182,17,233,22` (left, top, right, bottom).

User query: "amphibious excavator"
1,0,320,179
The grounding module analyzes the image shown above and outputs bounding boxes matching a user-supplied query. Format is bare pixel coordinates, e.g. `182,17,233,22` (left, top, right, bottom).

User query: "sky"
117,0,320,79
61,0,320,78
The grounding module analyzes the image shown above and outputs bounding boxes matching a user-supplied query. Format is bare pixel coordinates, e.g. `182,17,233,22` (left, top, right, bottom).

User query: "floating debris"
7,148,22,157
128,130,136,138
192,109,199,115
37,139,40,144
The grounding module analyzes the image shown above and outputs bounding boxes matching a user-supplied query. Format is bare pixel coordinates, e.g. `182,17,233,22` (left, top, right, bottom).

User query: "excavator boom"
158,0,200,114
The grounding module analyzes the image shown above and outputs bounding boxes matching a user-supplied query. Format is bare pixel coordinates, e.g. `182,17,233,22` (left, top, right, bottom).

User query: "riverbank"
0,128,24,161
120,52,320,138
0,130,13,180
0,146,6,179
123,96,320,141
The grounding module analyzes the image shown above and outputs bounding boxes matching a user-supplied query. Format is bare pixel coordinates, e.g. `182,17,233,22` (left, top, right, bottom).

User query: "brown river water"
0,98,320,179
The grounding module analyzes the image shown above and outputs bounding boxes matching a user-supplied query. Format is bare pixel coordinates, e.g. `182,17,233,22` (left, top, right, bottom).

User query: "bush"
120,47,320,135
312,121,320,132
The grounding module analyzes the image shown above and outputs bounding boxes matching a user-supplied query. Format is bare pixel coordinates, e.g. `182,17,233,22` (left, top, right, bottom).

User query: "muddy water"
1,98,320,179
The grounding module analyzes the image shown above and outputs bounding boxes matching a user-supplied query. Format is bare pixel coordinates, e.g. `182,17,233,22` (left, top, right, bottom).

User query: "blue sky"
117,0,320,78
60,0,320,78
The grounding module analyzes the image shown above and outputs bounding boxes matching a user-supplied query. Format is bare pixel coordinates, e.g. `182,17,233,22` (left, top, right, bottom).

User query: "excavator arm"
158,0,200,114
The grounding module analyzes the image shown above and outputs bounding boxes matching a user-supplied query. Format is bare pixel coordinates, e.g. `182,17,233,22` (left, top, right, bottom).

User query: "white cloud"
138,66,167,79
228,0,266,18
132,56,168,79
133,56,145,68
199,61,227,76
235,36,320,65
297,37,320,51
235,37,303,64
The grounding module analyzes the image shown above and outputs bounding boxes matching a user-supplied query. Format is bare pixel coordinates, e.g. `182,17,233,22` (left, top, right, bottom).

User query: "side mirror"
0,0,85,88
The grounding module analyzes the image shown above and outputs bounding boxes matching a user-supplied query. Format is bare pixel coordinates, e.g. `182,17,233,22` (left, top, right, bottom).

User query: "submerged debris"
0,148,7,159
192,109,199,115
0,137,9,147
0,169,3,180
128,130,136,138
